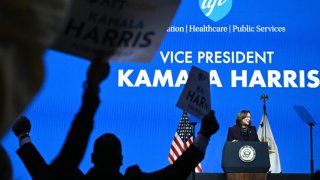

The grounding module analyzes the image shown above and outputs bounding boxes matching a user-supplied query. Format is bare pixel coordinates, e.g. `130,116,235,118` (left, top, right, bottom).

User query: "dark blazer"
87,145,204,180
227,125,259,142
16,143,49,180
16,143,84,180
16,89,99,180
124,144,204,180
86,144,204,180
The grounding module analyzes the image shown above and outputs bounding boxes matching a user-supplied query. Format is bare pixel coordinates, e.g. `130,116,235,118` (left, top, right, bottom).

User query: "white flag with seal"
257,113,281,173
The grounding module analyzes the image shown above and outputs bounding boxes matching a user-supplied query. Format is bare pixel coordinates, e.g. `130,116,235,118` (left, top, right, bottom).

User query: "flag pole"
190,121,197,180
181,111,201,178
182,111,188,150
260,94,269,141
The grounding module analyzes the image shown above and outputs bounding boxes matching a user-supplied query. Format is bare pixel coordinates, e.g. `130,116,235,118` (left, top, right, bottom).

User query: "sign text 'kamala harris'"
51,0,180,62
176,66,211,120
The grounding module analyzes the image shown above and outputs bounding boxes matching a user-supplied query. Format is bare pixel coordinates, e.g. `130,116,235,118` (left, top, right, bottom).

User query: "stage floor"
186,173,311,180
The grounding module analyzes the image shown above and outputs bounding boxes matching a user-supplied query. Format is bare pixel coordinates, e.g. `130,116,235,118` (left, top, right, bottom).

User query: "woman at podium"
227,110,259,142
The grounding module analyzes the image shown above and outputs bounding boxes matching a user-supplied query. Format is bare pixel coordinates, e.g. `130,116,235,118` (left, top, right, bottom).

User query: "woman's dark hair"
236,110,251,126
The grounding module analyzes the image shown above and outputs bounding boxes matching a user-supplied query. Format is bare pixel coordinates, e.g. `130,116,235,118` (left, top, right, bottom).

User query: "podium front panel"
221,142,270,173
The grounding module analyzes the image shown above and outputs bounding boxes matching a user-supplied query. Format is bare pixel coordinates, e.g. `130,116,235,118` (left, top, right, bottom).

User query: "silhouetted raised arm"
52,60,110,169
125,110,219,180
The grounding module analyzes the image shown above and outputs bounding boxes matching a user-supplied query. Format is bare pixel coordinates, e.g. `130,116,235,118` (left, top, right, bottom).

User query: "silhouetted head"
91,133,123,172
236,110,252,127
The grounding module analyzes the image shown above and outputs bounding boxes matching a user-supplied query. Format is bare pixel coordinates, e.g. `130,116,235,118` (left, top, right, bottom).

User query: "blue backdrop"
2,0,320,179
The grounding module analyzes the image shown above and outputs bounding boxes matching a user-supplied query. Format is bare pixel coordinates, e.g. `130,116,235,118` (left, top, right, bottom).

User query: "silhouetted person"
12,60,110,180
227,110,259,142
86,110,219,180
12,59,219,180
0,0,70,138
86,133,123,179
0,145,12,180
315,170,320,180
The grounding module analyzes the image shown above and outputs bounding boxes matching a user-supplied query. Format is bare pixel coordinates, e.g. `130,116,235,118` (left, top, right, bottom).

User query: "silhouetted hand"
199,110,219,138
86,57,110,86
125,165,143,179
12,116,31,138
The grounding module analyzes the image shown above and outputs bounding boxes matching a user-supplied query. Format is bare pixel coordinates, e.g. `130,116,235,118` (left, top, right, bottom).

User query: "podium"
221,142,270,180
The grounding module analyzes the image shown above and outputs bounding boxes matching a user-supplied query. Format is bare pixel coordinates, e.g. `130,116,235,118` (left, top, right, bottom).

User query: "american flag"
168,111,202,173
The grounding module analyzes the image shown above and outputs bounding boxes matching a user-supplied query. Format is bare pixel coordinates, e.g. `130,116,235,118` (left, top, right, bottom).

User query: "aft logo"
199,0,232,22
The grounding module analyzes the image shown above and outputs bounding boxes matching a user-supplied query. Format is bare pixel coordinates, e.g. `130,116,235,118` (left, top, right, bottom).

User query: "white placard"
176,66,211,120
51,0,180,62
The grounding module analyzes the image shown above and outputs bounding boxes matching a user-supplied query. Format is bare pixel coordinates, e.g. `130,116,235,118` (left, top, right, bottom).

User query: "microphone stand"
293,105,316,178
309,122,314,178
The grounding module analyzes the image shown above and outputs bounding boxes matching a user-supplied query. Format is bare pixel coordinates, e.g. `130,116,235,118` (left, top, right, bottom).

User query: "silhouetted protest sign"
51,0,180,62
176,66,211,119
